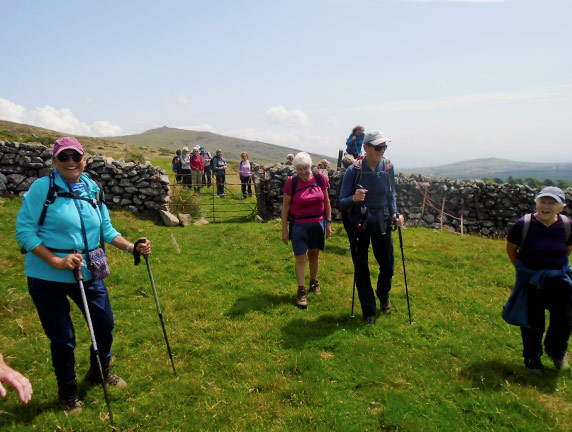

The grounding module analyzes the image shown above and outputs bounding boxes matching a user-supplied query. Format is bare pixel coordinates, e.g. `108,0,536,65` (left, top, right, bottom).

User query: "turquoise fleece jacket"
16,171,121,283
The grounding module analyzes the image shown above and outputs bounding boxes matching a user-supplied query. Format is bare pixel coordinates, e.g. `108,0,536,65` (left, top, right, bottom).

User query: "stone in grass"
178,213,192,227
160,209,179,227
194,217,209,226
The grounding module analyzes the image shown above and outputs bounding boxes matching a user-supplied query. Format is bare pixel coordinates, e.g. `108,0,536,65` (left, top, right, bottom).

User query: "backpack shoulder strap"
38,171,58,226
521,213,532,246
352,160,363,190
291,173,298,197
561,215,571,242
312,169,322,188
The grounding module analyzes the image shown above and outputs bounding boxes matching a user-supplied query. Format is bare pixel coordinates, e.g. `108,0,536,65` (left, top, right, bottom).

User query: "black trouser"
180,169,192,187
521,277,572,360
215,173,226,195
346,218,394,317
240,175,252,197
203,166,212,187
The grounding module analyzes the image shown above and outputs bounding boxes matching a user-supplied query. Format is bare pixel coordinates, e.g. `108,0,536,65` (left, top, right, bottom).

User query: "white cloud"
267,105,310,126
0,98,122,136
177,95,191,104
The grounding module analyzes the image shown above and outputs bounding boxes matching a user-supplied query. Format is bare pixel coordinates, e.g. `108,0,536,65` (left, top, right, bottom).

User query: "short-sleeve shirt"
507,214,572,270
283,171,330,223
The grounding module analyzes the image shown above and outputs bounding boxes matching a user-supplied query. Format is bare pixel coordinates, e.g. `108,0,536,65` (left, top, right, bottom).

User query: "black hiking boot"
58,378,82,414
296,287,308,309
365,315,376,325
85,361,127,387
525,356,544,376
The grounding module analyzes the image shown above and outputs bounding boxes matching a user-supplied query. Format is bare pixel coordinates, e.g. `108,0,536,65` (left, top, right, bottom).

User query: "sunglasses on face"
369,144,387,152
57,152,83,162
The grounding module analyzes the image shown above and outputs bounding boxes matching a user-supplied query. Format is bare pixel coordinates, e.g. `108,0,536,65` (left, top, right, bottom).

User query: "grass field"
1,196,571,431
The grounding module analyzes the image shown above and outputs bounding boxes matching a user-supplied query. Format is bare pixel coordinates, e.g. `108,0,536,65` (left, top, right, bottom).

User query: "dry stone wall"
0,141,170,213
257,165,572,237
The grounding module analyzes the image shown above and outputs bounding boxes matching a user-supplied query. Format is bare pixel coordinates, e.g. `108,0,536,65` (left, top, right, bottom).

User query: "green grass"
1,196,571,431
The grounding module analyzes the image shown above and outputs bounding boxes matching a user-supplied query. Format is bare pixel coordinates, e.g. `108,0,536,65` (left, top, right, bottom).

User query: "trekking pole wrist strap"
133,238,145,266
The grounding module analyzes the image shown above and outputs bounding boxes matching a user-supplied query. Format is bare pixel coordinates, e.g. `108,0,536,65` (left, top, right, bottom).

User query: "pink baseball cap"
53,137,84,157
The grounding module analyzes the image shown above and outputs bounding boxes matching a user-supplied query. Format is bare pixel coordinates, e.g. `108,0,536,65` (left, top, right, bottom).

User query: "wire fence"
169,174,258,222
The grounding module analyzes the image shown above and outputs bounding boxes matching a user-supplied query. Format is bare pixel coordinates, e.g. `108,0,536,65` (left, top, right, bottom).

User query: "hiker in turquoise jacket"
506,186,572,376
15,137,151,414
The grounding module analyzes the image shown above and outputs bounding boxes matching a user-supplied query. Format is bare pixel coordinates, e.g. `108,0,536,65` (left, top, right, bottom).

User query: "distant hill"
400,157,572,183
108,126,335,166
0,121,336,166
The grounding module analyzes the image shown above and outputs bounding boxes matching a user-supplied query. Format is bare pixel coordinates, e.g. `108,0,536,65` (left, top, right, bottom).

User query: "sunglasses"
369,144,387,151
57,152,83,162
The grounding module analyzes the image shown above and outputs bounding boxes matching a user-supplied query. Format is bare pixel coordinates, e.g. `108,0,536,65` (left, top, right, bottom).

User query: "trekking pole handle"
73,264,84,282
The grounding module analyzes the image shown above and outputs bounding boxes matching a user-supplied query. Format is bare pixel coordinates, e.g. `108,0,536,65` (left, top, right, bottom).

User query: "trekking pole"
350,264,357,318
73,265,116,429
144,256,178,378
397,225,413,325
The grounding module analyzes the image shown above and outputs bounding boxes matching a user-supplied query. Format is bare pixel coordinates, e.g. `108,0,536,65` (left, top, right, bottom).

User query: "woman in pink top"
238,152,253,198
190,146,204,193
281,152,332,309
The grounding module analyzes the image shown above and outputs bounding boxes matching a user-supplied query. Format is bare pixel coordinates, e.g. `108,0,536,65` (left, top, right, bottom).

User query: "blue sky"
1,0,571,167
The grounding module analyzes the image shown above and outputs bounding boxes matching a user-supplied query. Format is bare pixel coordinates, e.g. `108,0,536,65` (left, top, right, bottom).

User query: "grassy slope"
1,197,571,431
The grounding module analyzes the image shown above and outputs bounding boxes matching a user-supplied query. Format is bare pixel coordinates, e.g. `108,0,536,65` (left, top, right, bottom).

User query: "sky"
1,0,571,168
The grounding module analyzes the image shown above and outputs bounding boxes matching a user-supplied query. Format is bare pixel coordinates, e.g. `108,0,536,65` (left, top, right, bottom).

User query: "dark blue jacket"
502,260,572,327
338,158,397,224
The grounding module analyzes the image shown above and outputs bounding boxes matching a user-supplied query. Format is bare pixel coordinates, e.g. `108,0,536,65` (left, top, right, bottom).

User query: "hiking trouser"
202,167,212,188
180,169,192,187
215,173,226,195
240,175,252,196
28,277,115,385
521,277,572,360
346,219,394,317
191,169,202,191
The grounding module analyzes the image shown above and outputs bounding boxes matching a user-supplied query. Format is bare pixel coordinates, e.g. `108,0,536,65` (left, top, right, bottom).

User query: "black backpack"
290,168,323,198
335,157,392,211
38,170,105,226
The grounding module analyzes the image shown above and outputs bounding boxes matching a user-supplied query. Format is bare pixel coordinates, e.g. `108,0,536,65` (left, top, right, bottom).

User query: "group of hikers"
171,146,254,198
2,129,571,416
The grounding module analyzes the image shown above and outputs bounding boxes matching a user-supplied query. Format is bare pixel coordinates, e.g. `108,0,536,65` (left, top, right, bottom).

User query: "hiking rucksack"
519,213,571,248
335,157,392,211
38,170,105,226
290,168,323,198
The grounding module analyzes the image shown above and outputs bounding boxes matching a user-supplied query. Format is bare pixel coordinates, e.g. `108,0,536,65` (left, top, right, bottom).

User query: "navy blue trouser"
216,173,226,195
346,218,394,317
521,277,572,361
28,277,115,385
